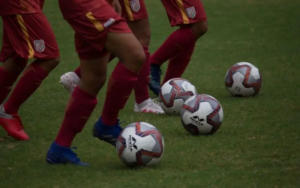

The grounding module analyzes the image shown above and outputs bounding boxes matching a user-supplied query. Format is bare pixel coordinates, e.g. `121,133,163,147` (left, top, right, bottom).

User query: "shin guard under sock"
55,87,97,147
4,64,48,114
150,27,196,66
101,63,138,125
134,46,150,104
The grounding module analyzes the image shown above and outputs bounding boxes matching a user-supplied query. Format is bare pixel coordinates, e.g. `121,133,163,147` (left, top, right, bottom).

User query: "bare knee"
128,48,146,74
80,71,106,95
106,32,146,73
191,21,208,39
128,19,151,47
138,32,151,48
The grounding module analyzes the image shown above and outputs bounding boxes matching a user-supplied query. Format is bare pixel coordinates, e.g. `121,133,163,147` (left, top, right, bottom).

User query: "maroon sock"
101,63,138,125
134,46,150,104
4,63,48,114
163,43,196,83
150,27,196,66
0,67,20,104
55,87,97,147
74,66,81,78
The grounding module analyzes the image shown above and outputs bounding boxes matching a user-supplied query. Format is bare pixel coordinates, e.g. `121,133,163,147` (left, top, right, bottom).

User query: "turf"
0,0,299,187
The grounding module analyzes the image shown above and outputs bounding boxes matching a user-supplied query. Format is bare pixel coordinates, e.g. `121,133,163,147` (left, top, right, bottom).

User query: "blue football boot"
93,118,122,146
149,64,161,96
46,142,88,166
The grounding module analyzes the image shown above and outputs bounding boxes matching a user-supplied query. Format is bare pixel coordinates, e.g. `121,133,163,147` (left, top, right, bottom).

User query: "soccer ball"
116,122,164,167
225,62,262,96
160,78,197,114
181,94,224,135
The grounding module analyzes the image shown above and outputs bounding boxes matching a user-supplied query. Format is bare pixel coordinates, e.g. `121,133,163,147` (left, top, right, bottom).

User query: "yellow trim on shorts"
86,12,104,32
175,0,190,24
16,15,34,59
124,0,134,21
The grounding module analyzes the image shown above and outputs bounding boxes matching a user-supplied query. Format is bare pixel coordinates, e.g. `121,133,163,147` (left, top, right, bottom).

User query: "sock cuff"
112,63,138,81
73,86,97,102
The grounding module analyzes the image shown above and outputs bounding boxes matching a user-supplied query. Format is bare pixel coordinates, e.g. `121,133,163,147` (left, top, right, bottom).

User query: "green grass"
1,0,300,187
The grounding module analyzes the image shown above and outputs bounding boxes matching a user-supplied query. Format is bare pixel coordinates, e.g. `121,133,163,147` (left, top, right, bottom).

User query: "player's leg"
3,13,59,116
0,13,59,140
0,58,58,141
0,57,27,104
0,16,28,104
190,19,208,39
121,0,164,113
149,26,199,95
149,0,207,95
53,56,108,148
0,17,29,140
0,57,29,140
162,21,207,83
59,0,160,114
126,19,163,113
47,35,108,165
47,2,144,165
4,58,59,115
162,43,195,83
49,32,144,164
93,31,145,145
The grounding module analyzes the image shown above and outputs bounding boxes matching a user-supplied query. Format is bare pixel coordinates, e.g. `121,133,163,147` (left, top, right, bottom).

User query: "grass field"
1,0,300,187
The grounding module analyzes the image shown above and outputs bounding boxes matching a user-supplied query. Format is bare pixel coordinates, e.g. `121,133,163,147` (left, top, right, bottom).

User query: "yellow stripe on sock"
16,15,34,58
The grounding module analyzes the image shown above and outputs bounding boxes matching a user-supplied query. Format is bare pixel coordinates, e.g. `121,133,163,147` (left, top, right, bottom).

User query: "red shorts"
119,0,148,21
0,13,59,62
161,0,207,26
64,3,131,59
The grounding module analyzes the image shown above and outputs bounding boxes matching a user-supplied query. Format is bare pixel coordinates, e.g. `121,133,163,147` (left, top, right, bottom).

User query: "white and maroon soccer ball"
160,78,197,114
181,94,224,135
116,122,164,167
225,62,262,97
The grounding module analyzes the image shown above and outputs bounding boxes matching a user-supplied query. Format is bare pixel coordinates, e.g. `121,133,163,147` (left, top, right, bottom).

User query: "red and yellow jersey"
0,0,43,16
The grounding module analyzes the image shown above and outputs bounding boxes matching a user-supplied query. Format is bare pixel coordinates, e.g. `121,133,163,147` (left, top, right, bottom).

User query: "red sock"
150,27,196,66
55,87,97,147
134,47,150,104
101,63,138,125
74,66,81,78
4,63,48,114
163,43,196,83
0,67,20,104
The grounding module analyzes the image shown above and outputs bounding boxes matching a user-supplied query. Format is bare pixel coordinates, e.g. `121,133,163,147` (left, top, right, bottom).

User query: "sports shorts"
0,13,59,62
161,0,207,26
119,0,148,21
64,3,131,59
